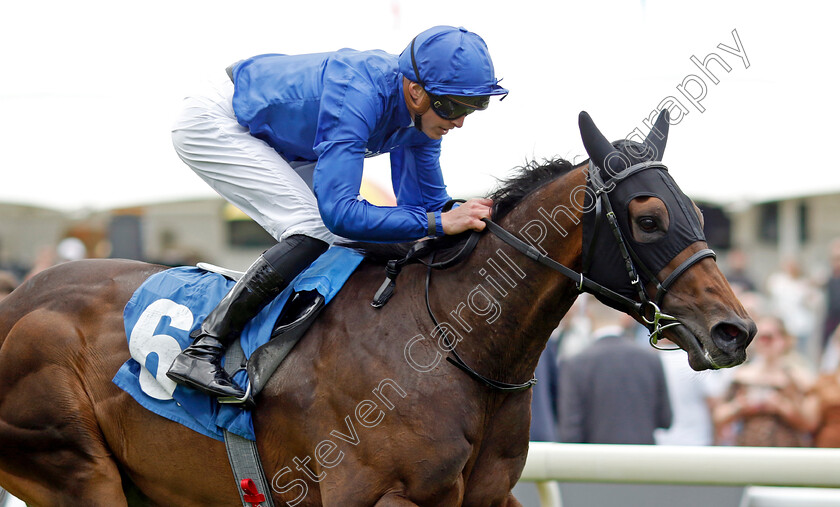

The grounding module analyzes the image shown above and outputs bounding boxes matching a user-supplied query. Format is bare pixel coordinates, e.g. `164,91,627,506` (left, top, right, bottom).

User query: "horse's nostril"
719,323,741,339
711,320,754,353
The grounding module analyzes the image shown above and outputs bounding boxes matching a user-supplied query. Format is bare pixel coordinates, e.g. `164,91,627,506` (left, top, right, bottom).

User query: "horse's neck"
430,166,587,385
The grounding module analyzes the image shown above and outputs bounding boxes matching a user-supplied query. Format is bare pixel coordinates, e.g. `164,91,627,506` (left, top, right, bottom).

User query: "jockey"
167,26,509,399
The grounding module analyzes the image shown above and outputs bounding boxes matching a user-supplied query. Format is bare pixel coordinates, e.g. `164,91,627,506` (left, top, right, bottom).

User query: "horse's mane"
344,157,575,263
487,157,575,221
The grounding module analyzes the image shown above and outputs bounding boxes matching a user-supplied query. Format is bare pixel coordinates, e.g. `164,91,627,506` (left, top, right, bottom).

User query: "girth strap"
222,339,275,507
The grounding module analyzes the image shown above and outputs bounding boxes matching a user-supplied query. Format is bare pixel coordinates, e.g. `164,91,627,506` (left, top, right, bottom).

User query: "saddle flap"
246,290,325,396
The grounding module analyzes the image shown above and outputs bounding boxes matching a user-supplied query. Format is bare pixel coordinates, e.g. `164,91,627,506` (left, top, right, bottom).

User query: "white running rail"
520,442,840,507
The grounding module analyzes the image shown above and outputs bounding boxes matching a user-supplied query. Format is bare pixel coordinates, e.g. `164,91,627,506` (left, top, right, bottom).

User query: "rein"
370,161,715,392
422,251,538,392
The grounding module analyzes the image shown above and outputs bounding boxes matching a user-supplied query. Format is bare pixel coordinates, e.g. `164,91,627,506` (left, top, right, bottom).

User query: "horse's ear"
644,109,670,161
578,111,626,175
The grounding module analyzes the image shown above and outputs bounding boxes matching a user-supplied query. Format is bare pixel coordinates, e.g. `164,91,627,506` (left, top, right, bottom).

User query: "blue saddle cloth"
113,246,364,441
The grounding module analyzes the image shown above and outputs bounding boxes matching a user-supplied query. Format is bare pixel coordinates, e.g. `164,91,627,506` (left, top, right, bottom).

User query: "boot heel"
166,355,198,381
166,353,246,398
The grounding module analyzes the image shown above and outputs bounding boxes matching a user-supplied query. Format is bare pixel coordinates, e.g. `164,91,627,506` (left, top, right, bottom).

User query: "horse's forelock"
612,139,660,166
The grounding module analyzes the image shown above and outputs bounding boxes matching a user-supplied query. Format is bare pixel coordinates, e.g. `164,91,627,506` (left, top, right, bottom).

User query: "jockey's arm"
391,142,493,236
313,141,492,241
313,140,440,242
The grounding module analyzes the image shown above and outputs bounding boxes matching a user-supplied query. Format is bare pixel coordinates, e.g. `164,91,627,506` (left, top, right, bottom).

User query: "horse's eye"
638,217,658,233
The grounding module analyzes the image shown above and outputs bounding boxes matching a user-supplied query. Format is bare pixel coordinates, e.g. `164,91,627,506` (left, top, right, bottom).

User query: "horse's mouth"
668,324,746,371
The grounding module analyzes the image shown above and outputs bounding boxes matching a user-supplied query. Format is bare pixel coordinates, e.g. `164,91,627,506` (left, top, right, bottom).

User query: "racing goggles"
427,92,490,120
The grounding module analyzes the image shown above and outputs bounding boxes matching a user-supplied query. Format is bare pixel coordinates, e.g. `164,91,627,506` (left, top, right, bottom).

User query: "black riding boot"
166,235,328,398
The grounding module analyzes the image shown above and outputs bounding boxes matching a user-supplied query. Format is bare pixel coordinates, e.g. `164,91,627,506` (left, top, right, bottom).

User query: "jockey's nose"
452,116,466,128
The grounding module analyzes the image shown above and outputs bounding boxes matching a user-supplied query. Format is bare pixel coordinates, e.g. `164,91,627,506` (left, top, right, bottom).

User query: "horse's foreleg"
0,438,129,507
0,314,129,507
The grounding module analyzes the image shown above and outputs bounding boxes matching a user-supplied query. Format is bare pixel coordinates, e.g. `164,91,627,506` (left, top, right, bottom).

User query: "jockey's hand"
441,198,494,235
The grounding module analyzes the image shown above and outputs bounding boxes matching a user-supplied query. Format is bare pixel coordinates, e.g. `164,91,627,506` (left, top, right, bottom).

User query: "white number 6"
128,298,194,400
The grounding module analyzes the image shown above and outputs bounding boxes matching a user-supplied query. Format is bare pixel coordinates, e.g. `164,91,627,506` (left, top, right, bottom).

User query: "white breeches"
171,73,336,244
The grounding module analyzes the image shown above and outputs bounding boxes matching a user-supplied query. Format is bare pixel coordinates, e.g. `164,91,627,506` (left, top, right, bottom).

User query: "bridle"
371,161,715,391
581,160,716,347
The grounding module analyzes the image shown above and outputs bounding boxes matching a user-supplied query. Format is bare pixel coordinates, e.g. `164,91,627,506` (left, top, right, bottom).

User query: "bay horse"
0,111,754,506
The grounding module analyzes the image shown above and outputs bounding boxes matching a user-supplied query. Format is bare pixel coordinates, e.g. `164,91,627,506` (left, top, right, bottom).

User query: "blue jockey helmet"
399,26,508,98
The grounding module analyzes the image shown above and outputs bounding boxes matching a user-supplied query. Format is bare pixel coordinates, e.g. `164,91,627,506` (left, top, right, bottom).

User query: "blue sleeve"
389,143,450,237
311,67,437,242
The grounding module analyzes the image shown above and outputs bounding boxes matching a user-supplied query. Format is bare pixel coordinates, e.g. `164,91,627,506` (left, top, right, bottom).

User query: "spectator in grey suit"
558,297,672,444
529,346,560,442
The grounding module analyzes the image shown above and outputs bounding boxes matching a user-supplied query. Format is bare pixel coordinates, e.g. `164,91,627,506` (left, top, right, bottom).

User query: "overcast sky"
1,0,837,211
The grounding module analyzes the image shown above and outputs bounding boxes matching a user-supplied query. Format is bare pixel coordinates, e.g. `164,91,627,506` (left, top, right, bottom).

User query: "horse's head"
578,110,755,370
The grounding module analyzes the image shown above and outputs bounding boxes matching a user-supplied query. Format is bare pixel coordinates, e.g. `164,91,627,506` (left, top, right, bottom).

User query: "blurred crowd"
0,237,90,303
530,239,840,449
0,234,202,303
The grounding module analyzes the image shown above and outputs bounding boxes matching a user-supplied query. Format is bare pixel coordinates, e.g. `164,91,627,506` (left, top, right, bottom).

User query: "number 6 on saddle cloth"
114,246,363,442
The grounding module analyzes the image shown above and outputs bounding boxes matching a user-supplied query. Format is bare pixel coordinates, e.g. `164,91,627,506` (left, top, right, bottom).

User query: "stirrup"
218,380,253,407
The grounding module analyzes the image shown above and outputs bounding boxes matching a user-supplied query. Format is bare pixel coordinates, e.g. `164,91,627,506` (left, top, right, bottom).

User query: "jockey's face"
418,105,466,140
404,80,467,140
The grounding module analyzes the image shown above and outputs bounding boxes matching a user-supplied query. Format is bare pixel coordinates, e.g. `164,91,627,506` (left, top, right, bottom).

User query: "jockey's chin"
419,110,465,140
